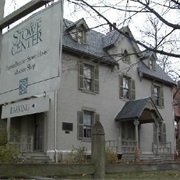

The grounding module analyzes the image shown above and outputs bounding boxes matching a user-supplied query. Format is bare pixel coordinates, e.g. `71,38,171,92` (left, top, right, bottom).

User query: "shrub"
71,145,87,163
105,148,118,164
0,143,19,163
0,122,19,163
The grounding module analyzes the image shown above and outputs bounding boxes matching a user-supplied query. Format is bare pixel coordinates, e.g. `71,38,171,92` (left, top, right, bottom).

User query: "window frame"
153,123,166,143
151,83,164,108
119,75,135,100
77,109,99,141
78,61,99,94
76,25,86,44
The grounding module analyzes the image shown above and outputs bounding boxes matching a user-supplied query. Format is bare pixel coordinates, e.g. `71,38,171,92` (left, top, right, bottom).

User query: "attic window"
125,32,130,37
122,50,130,64
149,59,155,70
76,26,86,44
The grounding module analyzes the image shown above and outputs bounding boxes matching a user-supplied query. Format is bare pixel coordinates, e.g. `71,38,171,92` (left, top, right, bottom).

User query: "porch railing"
152,142,171,154
10,136,34,152
106,139,137,154
121,140,137,153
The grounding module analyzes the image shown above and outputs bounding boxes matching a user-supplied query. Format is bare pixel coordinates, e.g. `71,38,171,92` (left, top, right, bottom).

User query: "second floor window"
119,75,135,100
151,83,164,108
78,62,99,94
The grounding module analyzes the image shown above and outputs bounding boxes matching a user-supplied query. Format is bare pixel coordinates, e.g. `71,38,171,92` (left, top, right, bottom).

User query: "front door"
32,113,44,151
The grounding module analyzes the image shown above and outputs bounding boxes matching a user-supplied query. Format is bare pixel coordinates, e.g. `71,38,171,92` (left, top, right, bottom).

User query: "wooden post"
92,120,105,180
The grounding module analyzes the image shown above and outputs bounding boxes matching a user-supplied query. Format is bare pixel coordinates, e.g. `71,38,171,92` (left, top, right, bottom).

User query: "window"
119,75,135,100
122,50,130,64
151,83,164,107
153,123,166,143
77,110,99,140
149,59,155,70
121,121,135,140
78,62,99,93
76,26,86,44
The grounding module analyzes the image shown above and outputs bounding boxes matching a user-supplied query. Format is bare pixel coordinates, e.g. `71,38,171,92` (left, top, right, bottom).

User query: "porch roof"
115,97,163,122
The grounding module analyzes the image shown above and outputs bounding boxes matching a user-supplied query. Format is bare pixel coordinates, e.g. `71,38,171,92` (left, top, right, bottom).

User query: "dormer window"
76,26,86,44
148,59,155,70
66,18,89,45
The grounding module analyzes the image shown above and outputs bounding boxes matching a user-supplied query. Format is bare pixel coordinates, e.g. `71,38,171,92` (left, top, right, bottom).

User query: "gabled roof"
63,19,118,66
115,97,163,122
138,61,175,86
63,18,175,85
66,18,89,31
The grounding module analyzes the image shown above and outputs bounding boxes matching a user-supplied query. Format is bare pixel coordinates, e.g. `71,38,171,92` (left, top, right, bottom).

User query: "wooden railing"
10,136,34,152
152,142,171,154
121,140,137,153
106,139,137,154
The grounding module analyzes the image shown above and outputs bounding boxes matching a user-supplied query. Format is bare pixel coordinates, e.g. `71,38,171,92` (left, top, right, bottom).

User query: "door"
33,113,44,151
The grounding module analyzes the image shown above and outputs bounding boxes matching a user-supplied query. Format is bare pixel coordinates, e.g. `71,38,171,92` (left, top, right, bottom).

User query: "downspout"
54,90,58,163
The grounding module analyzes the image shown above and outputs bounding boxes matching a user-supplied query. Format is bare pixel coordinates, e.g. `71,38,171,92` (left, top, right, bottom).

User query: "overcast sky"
4,0,180,80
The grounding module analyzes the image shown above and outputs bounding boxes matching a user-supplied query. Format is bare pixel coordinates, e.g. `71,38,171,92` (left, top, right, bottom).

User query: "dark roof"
115,98,150,121
63,19,175,85
115,97,163,122
138,61,175,86
63,19,118,65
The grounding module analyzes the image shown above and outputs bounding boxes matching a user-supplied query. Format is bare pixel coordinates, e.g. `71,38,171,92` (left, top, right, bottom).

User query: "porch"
106,139,172,160
10,135,44,153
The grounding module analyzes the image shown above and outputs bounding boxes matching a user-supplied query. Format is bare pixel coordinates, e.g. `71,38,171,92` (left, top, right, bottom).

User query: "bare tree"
65,0,180,56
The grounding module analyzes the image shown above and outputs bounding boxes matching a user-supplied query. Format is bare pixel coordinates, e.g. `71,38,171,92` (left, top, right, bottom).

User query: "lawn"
105,170,180,180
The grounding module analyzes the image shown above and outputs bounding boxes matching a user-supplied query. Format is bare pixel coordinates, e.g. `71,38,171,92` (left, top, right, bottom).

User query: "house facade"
1,5,176,162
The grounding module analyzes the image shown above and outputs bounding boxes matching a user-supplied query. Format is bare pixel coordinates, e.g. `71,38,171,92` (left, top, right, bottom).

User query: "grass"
56,170,180,179
105,170,180,180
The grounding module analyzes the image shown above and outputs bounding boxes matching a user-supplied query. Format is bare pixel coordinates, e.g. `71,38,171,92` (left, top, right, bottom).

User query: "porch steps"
23,152,52,163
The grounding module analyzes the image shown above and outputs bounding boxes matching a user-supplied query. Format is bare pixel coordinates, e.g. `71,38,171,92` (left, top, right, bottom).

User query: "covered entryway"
113,97,172,159
10,113,45,152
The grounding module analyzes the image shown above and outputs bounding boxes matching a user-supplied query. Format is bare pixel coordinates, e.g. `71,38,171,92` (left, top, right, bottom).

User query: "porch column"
134,119,140,148
155,122,159,155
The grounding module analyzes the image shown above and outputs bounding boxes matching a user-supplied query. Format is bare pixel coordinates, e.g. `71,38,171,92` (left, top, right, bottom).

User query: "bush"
105,148,118,164
0,122,19,163
0,143,19,163
71,145,87,163
0,124,7,146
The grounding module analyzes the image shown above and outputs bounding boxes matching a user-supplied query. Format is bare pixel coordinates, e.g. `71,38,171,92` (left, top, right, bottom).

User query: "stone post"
92,120,105,180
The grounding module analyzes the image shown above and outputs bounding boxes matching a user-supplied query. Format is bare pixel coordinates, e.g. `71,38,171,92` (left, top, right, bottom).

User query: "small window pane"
83,111,93,138
123,77,130,99
83,65,93,91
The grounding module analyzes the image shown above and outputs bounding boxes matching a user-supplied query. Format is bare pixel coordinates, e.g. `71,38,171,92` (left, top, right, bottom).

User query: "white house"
1,5,176,162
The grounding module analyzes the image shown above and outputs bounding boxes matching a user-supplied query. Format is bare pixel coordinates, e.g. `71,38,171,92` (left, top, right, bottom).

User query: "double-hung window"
151,83,164,108
78,62,99,93
119,75,135,100
77,110,99,140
